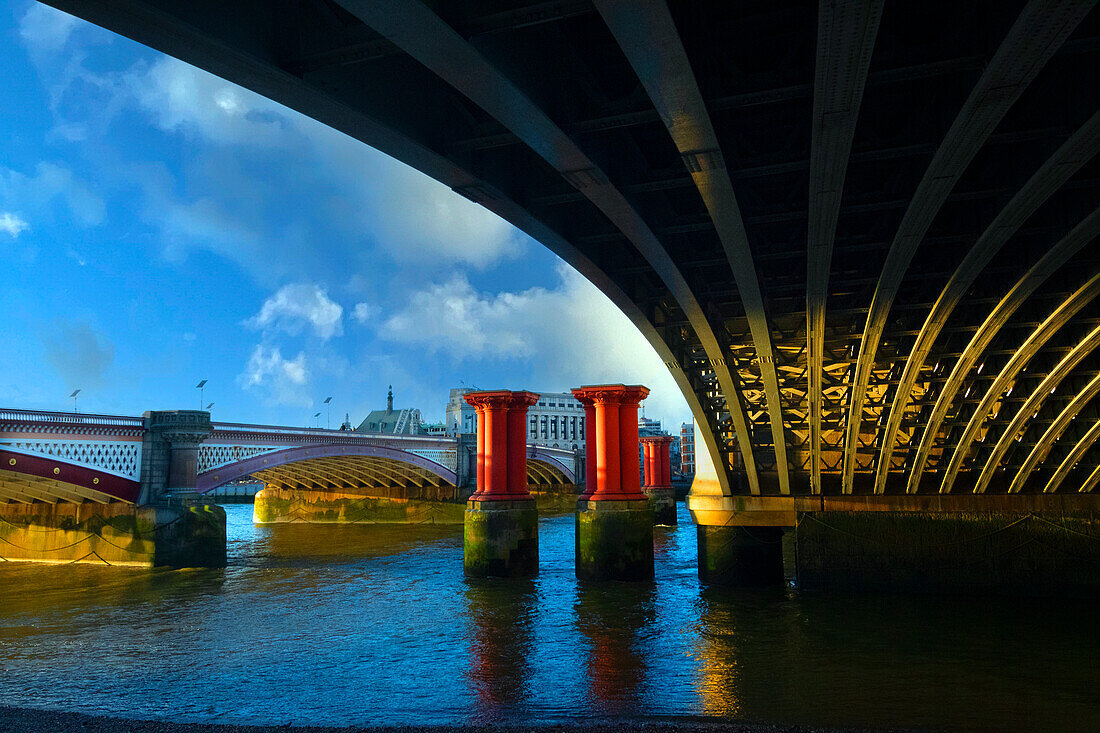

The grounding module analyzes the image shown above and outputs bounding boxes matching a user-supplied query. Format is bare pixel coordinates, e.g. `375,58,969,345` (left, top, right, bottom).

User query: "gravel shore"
0,707,870,732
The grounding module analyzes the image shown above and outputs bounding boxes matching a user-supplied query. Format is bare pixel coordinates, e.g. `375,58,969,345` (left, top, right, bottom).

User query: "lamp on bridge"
313,411,321,428
323,396,332,429
196,379,207,411
206,402,214,413
69,389,80,413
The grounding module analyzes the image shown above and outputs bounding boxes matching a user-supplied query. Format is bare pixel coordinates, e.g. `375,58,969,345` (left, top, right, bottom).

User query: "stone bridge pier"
573,385,653,581
462,390,540,578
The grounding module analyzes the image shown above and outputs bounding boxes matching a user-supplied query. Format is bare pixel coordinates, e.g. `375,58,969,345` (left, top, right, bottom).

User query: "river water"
0,503,1096,730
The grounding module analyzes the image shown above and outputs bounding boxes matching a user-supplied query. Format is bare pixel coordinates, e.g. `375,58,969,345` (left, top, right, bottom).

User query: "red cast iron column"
575,394,597,498
465,391,539,500
571,385,650,501
507,392,539,495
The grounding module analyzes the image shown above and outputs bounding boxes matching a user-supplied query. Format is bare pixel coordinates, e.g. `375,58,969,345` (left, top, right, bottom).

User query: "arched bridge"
0,409,579,504
38,0,1100,506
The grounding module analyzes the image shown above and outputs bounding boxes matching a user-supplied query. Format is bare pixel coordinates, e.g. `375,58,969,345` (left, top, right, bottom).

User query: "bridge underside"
249,455,454,493
527,458,572,487
44,0,1100,499
0,468,121,504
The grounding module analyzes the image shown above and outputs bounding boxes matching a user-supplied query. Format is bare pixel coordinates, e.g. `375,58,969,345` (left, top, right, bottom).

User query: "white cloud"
19,4,79,53
381,263,690,423
129,58,523,270
352,302,380,323
0,162,106,229
237,345,311,407
245,283,343,340
130,57,288,147
0,212,29,237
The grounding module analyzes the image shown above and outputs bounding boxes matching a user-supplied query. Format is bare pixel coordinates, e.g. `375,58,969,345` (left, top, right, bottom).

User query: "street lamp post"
324,396,333,429
313,411,321,428
196,379,208,411
70,389,81,413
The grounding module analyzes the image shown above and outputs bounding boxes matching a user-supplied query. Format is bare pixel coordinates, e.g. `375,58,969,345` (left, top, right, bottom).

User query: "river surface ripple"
0,503,1096,730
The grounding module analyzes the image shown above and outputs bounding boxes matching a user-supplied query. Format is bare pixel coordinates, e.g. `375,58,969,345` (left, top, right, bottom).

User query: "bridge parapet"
0,408,145,481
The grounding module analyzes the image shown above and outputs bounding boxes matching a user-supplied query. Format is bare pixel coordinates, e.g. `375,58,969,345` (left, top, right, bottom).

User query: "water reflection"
574,583,656,714
463,578,536,716
1,505,1098,730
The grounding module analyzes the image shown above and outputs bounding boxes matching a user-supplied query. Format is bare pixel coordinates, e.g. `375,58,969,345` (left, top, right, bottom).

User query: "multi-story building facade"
446,387,585,451
680,421,695,475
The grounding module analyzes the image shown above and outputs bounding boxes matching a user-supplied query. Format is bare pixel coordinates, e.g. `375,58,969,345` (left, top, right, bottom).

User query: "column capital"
571,384,650,406
464,390,540,411
640,435,675,447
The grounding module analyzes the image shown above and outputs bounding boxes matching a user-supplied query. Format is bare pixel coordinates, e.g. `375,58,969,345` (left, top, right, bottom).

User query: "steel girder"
39,0,1100,496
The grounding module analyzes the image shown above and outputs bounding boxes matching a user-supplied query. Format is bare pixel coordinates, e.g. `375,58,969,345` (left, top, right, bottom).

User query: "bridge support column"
139,410,224,567
688,422,788,586
462,391,540,578
641,435,676,526
572,385,653,581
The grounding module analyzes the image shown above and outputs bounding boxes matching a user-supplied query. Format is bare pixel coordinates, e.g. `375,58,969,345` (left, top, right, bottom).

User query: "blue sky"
0,1,690,429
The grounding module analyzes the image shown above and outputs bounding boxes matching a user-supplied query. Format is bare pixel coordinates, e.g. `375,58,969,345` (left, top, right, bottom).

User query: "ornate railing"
0,409,144,428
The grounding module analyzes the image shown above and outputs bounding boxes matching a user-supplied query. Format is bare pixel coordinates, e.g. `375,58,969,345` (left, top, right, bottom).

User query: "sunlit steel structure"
43,0,1100,503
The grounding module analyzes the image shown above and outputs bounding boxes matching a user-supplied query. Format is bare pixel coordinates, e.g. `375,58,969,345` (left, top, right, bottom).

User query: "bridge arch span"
527,447,576,485
195,444,457,494
0,446,140,504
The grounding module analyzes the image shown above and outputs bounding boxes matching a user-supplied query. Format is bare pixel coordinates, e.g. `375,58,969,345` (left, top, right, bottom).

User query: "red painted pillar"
507,393,538,494
642,435,651,488
595,395,620,495
641,436,674,489
475,404,486,491
464,390,539,500
575,395,597,498
571,385,650,501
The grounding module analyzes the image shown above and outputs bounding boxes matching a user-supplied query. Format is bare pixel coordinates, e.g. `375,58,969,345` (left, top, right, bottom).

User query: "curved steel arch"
1010,372,1100,493
875,110,1100,494
527,448,576,484
527,459,569,486
597,0,802,493
803,0,884,494
904,210,1100,494
934,272,1100,494
337,0,759,493
1081,460,1100,494
974,323,1100,493
195,444,457,493
841,0,1090,493
1044,419,1100,493
49,0,736,498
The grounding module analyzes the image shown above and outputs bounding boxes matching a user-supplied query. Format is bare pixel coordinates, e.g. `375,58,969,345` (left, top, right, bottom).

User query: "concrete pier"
254,485,467,524
462,390,540,578
0,501,226,567
572,385,654,581
697,525,783,586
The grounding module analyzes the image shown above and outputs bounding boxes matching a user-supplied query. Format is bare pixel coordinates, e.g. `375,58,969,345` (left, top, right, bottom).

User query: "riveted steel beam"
340,0,755,492
1081,461,1100,494
875,110,1100,493
974,323,1100,493
841,0,1092,493
1044,419,1100,493
1010,371,1100,492
921,212,1100,494
803,0,883,493
596,0,814,494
